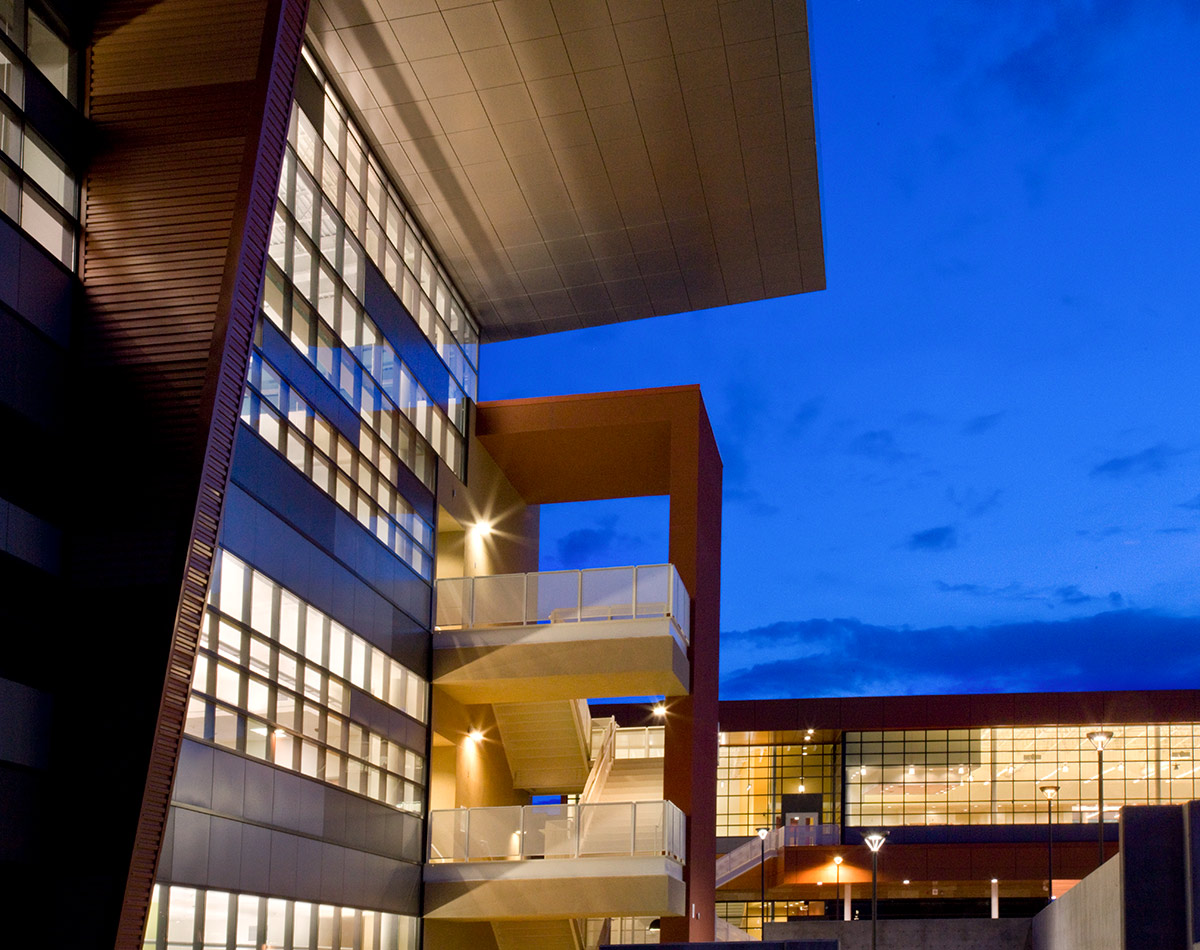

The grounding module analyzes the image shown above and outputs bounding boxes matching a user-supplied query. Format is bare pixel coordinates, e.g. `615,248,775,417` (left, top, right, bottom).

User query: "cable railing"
435,565,691,647
427,800,687,864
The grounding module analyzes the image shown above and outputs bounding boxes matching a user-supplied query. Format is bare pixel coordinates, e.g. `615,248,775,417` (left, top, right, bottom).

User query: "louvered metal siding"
83,2,309,948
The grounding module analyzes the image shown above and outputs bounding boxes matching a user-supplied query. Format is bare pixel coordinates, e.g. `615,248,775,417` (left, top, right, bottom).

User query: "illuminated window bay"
188,550,428,813
241,350,433,579
145,884,418,950
844,725,1200,826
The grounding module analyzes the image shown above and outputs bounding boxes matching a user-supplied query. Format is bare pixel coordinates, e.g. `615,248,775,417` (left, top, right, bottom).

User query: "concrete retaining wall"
1031,855,1121,950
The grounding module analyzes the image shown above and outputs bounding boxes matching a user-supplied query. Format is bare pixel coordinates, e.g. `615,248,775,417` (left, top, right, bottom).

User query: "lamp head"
1087,730,1114,752
757,827,769,840
834,855,843,866
863,831,888,853
1039,784,1060,801
652,702,667,718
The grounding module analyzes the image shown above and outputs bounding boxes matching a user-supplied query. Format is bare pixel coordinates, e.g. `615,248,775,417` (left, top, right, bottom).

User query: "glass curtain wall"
717,733,839,836
0,0,78,266
845,724,1200,826
144,883,419,950
262,46,481,482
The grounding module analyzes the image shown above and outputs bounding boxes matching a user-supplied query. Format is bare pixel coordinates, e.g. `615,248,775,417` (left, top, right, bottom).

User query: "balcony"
423,801,687,920
432,565,691,704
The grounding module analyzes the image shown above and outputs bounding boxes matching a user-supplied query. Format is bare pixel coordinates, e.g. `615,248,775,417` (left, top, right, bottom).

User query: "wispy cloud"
786,397,823,435
946,486,1002,517
847,429,914,464
1178,494,1200,511
720,611,1200,699
908,525,958,551
549,516,641,570
962,412,1003,435
935,579,1124,610
1091,443,1185,478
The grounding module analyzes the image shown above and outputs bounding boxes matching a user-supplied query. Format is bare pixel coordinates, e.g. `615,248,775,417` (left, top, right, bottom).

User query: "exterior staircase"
590,757,663,803
493,699,591,793
492,918,584,950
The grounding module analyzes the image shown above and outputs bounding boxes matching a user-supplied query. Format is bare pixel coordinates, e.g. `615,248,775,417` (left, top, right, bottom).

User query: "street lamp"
1039,784,1059,906
1087,730,1113,868
834,855,844,921
864,831,888,950
757,827,769,936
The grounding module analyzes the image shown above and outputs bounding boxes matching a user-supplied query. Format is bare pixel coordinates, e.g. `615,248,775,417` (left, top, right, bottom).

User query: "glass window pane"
27,11,73,102
20,184,72,265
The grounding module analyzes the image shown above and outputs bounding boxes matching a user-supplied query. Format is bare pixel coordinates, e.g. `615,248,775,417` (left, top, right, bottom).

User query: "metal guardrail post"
577,569,583,620
631,802,637,855
464,807,471,862
518,804,526,859
632,565,638,619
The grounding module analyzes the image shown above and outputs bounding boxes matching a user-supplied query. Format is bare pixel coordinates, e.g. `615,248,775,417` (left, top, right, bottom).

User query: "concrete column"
991,879,999,919
843,883,852,921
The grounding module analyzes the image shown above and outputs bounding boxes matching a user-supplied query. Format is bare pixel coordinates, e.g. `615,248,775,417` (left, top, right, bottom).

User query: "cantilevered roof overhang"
309,0,824,341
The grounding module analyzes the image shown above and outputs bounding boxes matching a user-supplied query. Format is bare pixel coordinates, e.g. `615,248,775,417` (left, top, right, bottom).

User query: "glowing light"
834,856,843,866
468,729,484,743
757,827,769,840
471,521,493,538
652,703,667,717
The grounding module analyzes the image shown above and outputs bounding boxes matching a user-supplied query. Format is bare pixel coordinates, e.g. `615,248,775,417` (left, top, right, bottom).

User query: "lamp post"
1087,730,1113,868
864,831,887,950
757,827,769,936
1039,784,1059,906
834,855,843,920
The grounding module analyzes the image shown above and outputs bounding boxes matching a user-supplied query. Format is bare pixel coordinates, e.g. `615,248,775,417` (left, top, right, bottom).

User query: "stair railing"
581,717,618,804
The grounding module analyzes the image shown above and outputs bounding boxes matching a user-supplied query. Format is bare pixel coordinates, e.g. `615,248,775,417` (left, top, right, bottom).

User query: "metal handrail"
581,718,618,804
434,564,691,646
428,800,687,864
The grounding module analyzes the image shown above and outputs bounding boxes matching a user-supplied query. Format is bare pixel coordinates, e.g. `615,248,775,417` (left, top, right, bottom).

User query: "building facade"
0,2,822,949
711,690,1200,937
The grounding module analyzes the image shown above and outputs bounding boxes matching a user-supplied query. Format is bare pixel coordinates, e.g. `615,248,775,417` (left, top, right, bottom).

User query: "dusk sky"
480,0,1200,698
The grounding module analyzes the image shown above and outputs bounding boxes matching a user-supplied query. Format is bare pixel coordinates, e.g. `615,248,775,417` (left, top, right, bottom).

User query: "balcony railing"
428,800,687,864
715,824,842,888
435,565,691,646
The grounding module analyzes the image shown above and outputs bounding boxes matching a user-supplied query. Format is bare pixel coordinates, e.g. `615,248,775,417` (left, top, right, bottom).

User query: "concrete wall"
766,918,1033,950
1031,854,1120,950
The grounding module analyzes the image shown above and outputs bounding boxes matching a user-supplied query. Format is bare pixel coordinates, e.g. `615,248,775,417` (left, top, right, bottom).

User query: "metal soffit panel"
309,0,824,342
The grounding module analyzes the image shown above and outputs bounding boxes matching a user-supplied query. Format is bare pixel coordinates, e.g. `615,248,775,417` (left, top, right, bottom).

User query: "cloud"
1053,584,1094,605
551,516,640,569
847,429,914,464
962,412,1003,435
1090,443,1185,478
722,486,780,517
786,397,822,435
719,611,1200,699
1158,526,1196,535
907,525,958,551
1178,494,1200,511
946,486,1002,517
934,579,1125,610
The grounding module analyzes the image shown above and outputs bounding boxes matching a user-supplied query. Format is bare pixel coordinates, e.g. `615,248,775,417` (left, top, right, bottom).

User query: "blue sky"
481,0,1200,698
